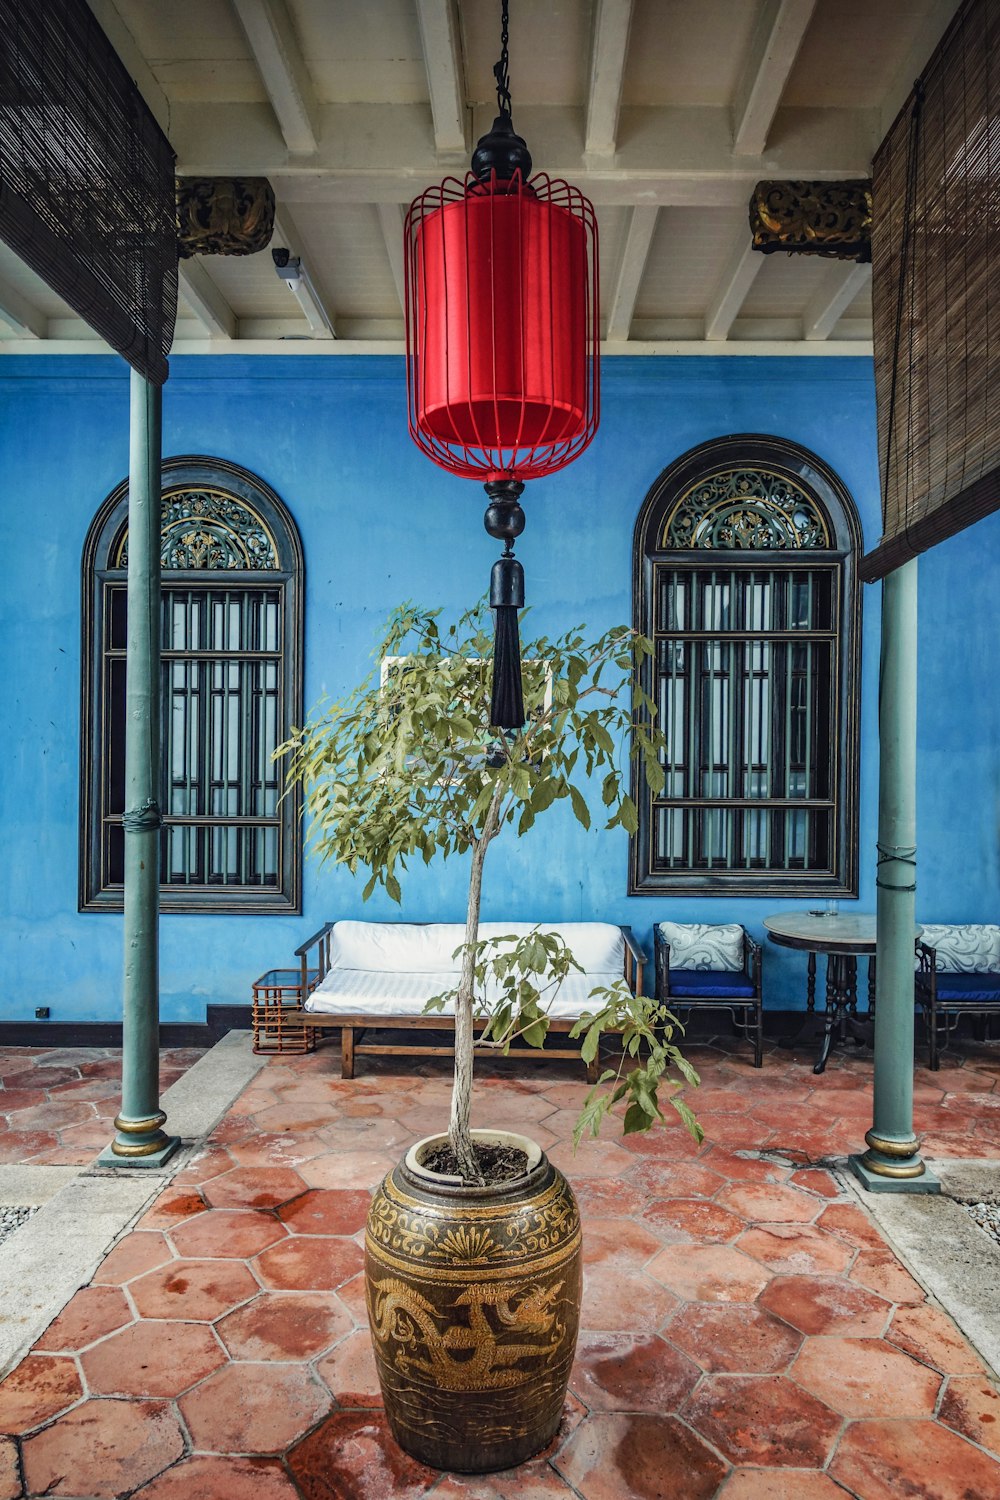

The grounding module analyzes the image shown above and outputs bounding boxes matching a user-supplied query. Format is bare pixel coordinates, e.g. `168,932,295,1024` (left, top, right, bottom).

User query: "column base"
849,1153,940,1194
96,1135,181,1169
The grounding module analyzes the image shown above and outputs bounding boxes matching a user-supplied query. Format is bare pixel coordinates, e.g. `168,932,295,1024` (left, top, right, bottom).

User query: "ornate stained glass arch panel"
81,457,304,913
630,435,862,897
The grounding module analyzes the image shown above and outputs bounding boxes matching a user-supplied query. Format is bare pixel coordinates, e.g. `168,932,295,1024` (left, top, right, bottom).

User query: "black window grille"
631,436,861,897
81,458,303,913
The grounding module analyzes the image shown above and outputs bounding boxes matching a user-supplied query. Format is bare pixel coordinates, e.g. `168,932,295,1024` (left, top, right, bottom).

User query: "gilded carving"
661,468,830,550
749,179,872,262
368,1276,566,1391
116,488,278,570
175,176,275,258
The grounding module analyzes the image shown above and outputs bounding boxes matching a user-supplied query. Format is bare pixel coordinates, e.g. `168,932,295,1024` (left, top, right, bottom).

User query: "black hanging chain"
493,0,512,119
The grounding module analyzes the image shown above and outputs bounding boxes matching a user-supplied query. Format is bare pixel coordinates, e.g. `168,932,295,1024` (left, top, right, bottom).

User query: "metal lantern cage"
404,168,600,482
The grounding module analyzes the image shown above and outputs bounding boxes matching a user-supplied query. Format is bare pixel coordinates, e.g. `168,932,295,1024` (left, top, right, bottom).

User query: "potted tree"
280,603,699,1472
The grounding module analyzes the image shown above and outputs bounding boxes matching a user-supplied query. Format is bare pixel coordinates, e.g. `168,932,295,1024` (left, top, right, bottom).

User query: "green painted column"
98,372,179,1168
851,557,937,1194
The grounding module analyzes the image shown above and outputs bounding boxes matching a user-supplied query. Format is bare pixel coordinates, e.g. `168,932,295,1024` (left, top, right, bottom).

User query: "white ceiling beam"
84,0,170,134
605,206,658,341
733,0,819,157
170,103,875,207
178,261,237,339
585,0,634,157
414,0,467,155
377,203,407,315
2,336,872,359
704,237,766,340
230,0,318,155
0,276,47,339
802,261,871,341
270,206,337,337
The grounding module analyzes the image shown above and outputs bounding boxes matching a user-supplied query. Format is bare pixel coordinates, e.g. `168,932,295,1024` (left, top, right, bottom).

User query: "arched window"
80,457,304,913
631,435,861,896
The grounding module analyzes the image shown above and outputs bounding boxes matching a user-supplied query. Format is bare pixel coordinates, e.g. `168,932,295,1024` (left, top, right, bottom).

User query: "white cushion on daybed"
304,919,627,1020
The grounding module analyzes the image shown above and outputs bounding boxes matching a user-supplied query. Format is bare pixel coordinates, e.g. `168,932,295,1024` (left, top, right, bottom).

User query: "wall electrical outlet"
35,1007,50,1019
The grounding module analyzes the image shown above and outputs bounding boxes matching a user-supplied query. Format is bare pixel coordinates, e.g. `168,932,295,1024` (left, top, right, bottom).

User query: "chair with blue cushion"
915,923,1000,1070
655,921,763,1068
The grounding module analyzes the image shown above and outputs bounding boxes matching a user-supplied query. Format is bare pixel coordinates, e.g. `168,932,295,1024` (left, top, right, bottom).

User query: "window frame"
80,456,304,914
629,434,862,898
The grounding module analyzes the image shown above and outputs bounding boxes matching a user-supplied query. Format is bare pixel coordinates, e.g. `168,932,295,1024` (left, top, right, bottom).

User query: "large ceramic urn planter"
365,1129,582,1473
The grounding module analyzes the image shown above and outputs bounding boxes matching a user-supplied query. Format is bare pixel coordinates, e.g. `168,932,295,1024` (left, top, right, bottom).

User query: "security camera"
271,247,291,269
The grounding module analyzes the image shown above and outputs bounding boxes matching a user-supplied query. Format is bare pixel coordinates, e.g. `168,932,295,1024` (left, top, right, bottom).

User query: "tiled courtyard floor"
0,1048,207,1166
1,1035,1000,1498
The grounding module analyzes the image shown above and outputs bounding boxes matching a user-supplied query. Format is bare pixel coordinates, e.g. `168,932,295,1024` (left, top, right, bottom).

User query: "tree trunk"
449,788,502,1180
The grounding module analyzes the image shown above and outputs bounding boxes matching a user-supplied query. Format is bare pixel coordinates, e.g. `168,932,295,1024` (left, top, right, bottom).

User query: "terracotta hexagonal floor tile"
626,1159,726,1201
227,1132,328,1170
131,1258,259,1321
277,1188,372,1235
80,1319,226,1398
717,1182,825,1225
253,1101,340,1133
300,1150,398,1191
288,1411,436,1500
791,1335,942,1417
830,1417,1000,1499
815,1201,890,1250
92,1231,173,1284
668,1302,802,1374
939,1375,1000,1456
579,1265,677,1332
131,1455,301,1499
788,1168,841,1198
0,1436,18,1500
643,1198,745,1244
736,1224,853,1276
179,1362,328,1454
254,1234,365,1291
572,1177,649,1218
0,1355,82,1434
569,1332,700,1412
647,1244,771,1303
171,1144,235,1184
316,1328,383,1408
886,1303,989,1375
684,1374,840,1467
580,1218,663,1269
316,1116,411,1151
758,1274,890,1336
203,1166,309,1211
135,1187,208,1231
216,1290,353,1359
849,1250,925,1303
169,1207,286,1258
35,1285,132,1351
720,1470,849,1498
546,1141,636,1180
431,1466,577,1498
698,1146,790,1184
336,1272,370,1327
21,1399,185,1498
554,1412,728,1500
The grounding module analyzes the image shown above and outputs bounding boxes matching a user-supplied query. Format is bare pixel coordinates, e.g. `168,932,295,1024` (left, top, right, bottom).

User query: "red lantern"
403,5,600,729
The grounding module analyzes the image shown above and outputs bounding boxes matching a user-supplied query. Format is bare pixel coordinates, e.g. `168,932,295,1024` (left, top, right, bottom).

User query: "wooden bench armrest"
294,922,336,990
294,922,336,959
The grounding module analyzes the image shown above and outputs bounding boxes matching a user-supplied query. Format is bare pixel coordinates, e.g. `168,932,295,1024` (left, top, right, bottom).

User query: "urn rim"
404,1128,543,1193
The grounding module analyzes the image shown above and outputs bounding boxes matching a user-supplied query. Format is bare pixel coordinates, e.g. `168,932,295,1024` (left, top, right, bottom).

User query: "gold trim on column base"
859,1150,927,1179
113,1111,167,1136
109,1133,174,1159
864,1129,921,1160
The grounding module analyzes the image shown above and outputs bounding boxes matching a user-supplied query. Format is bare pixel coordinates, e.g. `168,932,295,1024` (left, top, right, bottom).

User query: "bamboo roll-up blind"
0,0,177,383
860,0,1000,582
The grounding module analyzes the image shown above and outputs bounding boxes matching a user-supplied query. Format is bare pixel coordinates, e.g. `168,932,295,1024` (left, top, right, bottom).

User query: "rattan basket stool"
251,968,317,1054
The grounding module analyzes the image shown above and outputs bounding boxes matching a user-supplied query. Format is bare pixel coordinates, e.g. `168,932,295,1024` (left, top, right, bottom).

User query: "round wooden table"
763,913,923,1075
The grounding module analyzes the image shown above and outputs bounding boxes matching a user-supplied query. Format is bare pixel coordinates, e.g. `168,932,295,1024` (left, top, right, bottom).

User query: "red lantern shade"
405,171,599,480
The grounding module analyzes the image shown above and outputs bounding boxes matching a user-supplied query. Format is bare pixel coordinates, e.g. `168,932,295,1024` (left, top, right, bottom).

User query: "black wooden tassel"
490,551,525,729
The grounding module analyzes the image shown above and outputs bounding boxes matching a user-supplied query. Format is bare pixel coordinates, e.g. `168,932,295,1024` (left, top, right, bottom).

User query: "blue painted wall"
0,353,995,1022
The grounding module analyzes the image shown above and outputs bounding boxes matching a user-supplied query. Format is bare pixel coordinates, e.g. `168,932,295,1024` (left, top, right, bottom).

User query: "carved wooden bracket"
175,177,275,259
749,180,872,263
